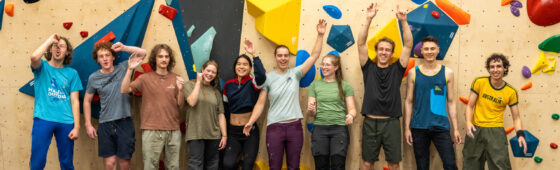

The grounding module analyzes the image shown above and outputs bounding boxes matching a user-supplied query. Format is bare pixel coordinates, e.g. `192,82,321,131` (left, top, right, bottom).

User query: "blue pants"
30,118,75,170
411,128,457,170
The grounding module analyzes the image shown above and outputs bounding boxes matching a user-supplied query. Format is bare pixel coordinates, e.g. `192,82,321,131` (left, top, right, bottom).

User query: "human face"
275,47,290,70
156,49,170,70
320,57,338,77
235,57,251,77
488,59,505,80
202,64,217,83
96,49,115,71
421,41,439,61
50,40,68,61
376,41,393,65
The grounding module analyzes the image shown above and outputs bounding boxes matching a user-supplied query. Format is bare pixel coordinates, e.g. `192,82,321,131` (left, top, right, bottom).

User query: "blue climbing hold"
296,50,316,87
323,5,342,19
412,0,428,5
328,50,340,56
327,25,355,53
510,130,539,158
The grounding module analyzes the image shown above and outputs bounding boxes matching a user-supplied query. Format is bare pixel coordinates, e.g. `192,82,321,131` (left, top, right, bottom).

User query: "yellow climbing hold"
531,51,549,74
247,0,301,54
367,18,403,64
543,57,556,74
193,64,197,72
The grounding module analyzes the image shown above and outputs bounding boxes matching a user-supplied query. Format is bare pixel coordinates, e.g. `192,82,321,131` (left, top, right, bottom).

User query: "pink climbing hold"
432,11,440,19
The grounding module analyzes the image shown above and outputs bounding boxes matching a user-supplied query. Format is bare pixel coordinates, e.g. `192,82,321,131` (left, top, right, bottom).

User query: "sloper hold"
191,27,217,72
247,0,301,54
327,25,354,52
367,18,403,64
323,5,342,19
527,0,560,26
159,4,177,20
169,0,196,79
63,22,73,30
435,0,470,25
510,130,539,157
296,50,316,87
538,34,560,52
5,3,13,17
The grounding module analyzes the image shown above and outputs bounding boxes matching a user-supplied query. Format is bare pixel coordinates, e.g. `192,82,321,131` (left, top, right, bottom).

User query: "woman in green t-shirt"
307,54,357,170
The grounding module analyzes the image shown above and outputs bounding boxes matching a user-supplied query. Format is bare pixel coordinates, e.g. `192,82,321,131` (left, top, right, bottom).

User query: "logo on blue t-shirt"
48,78,67,102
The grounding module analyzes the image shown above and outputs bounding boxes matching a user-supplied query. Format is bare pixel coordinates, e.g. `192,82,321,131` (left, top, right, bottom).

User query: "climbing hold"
141,63,153,73
538,34,560,53
435,0,471,25
403,58,415,78
296,50,316,87
323,5,342,19
191,27,216,72
63,22,73,30
327,25,355,52
505,126,515,135
459,96,469,104
527,0,560,26
543,57,556,74
412,0,428,5
502,0,514,6
432,11,440,18
510,130,539,157
187,25,195,38
247,0,301,54
95,31,116,46
552,113,559,120
368,18,403,64
413,42,423,58
158,4,177,20
551,142,558,149
510,5,520,17
5,3,14,17
307,122,314,132
133,71,144,97
532,52,549,74
521,82,532,90
522,66,531,78
327,50,340,56
534,156,543,163
510,1,523,8
383,166,389,170
80,31,89,38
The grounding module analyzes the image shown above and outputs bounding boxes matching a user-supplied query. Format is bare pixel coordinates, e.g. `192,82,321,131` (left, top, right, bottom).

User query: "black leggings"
222,125,260,170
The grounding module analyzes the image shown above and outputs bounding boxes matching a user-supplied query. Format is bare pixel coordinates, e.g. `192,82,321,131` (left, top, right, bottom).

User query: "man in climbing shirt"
463,54,527,170
357,3,413,170
403,36,461,170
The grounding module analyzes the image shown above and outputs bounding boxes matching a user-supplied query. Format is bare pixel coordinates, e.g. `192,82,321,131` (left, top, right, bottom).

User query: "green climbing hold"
553,113,559,120
534,156,543,163
539,34,560,53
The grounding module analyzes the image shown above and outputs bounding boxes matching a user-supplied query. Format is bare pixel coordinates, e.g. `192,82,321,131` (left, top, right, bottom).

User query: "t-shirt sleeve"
308,82,317,98
509,88,519,107
470,77,482,95
342,80,354,97
183,80,195,97
129,74,144,93
294,65,303,80
361,58,372,70
85,74,97,94
70,70,83,92
31,59,46,76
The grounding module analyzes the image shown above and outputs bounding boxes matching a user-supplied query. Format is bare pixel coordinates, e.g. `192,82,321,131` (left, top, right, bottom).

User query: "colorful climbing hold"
5,3,14,17
296,50,316,87
538,34,560,53
532,52,549,74
502,0,514,6
511,1,523,8
403,58,415,78
383,166,389,170
413,42,423,58
187,25,195,38
191,27,217,72
307,122,314,132
534,156,543,163
459,96,469,104
158,4,177,20
412,0,428,5
63,22,73,30
521,81,532,90
323,5,342,19
543,57,556,74
527,0,560,26
95,31,116,46
522,66,531,78
552,113,559,120
505,126,515,135
80,31,89,38
432,11,440,18
510,5,520,17
551,142,558,149
0,0,4,30
510,130,539,157
435,0,471,25
327,25,354,52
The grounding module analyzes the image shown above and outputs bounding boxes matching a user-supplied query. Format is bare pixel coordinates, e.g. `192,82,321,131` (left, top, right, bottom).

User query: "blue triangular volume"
170,0,196,79
0,0,4,30
399,1,458,60
296,50,315,87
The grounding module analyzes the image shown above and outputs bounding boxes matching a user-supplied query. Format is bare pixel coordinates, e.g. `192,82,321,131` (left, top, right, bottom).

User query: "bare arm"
465,91,478,138
446,69,461,144
83,92,98,139
243,90,268,135
397,6,413,67
357,3,378,67
307,97,317,116
67,91,80,140
301,19,326,75
345,96,357,125
186,74,203,107
218,113,228,150
112,42,147,61
510,105,527,153
31,34,59,69
176,76,185,109
120,56,142,93
404,69,415,131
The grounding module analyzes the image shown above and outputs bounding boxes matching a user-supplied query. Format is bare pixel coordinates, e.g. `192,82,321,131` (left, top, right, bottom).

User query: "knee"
222,158,237,170
388,162,400,169
362,161,373,169
105,158,117,169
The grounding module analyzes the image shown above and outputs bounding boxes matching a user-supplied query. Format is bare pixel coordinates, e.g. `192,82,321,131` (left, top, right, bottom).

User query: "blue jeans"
30,118,75,170
411,128,457,170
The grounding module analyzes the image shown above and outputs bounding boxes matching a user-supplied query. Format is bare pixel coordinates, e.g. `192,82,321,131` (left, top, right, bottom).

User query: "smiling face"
50,40,69,62
487,59,505,80
96,49,115,70
202,64,218,83
155,49,170,70
421,41,439,61
274,47,290,70
235,57,251,78
321,57,338,77
375,41,393,65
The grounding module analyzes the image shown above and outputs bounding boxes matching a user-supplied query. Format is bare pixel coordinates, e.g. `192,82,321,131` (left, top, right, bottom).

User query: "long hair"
233,54,253,77
324,54,345,103
148,44,176,71
202,60,220,89
45,37,73,65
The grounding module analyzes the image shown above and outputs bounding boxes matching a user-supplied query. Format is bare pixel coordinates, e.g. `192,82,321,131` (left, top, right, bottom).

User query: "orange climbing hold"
521,82,532,90
505,126,515,134
459,96,469,104
435,0,471,25
383,166,389,170
5,3,14,17
501,0,514,6
95,31,116,46
403,58,416,78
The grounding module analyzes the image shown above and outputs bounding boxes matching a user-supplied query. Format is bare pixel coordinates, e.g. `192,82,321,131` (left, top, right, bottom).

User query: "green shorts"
462,126,511,170
362,117,402,163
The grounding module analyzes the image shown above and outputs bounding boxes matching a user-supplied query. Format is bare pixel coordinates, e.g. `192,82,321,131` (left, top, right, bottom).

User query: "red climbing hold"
63,22,73,30
95,31,116,46
141,63,153,73
80,31,89,38
521,81,532,90
432,11,440,19
527,0,560,26
158,4,177,21
133,71,144,97
459,96,469,104
5,3,14,17
505,126,515,134
550,142,558,149
92,94,100,102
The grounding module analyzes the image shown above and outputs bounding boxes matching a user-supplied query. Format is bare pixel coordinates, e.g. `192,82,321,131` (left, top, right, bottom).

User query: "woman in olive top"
307,54,357,170
243,19,327,170
184,60,227,170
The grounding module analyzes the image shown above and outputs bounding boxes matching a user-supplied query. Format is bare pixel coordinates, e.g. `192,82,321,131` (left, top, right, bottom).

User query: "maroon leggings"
266,120,303,170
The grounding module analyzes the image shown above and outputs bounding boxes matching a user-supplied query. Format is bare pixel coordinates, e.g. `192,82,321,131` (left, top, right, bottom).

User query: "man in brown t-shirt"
121,44,185,170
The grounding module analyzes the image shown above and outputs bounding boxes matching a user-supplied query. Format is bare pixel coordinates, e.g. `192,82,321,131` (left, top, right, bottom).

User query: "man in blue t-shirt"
403,36,462,170
83,42,146,170
29,33,82,170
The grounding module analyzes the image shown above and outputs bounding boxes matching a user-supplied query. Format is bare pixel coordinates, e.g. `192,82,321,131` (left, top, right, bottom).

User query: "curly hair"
485,53,511,76
92,42,117,64
45,37,73,65
148,44,175,71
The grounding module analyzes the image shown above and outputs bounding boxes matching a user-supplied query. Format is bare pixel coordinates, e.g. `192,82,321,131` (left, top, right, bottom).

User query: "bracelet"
466,121,472,126
516,130,525,138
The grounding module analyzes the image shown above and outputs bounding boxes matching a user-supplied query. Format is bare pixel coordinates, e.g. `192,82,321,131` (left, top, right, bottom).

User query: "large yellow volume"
367,18,403,64
247,0,301,54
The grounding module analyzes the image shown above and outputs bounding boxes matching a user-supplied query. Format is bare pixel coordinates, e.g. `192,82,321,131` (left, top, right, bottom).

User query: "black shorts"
98,117,135,159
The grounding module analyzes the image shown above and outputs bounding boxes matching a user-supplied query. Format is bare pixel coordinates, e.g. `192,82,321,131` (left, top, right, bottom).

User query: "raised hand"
243,40,255,56
111,42,125,52
176,76,185,90
128,54,142,69
196,72,203,83
396,5,407,21
366,3,378,19
50,33,60,45
317,19,327,35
